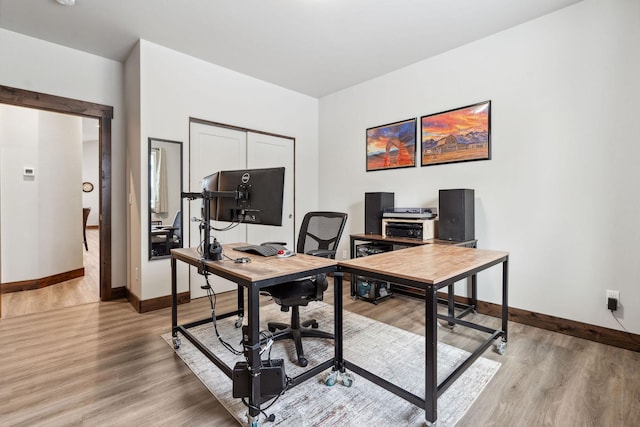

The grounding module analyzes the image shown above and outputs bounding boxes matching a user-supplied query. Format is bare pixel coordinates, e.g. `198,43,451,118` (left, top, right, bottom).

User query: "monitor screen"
202,171,219,219
208,167,285,226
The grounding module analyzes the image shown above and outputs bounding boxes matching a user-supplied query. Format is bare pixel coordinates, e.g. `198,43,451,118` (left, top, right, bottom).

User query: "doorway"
0,85,113,318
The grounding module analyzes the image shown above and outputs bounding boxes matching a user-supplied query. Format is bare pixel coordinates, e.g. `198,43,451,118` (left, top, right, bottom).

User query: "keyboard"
234,244,287,257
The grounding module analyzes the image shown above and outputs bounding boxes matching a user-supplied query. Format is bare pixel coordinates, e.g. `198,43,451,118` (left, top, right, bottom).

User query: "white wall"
124,41,142,298
129,40,320,300
0,106,83,282
319,0,640,333
0,106,40,282
0,28,127,288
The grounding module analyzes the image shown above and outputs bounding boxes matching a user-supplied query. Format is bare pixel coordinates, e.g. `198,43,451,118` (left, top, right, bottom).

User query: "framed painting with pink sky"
420,100,491,167
366,118,416,171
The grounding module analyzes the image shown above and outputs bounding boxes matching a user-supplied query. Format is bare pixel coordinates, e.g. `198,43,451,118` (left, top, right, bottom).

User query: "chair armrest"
306,249,335,259
315,273,328,299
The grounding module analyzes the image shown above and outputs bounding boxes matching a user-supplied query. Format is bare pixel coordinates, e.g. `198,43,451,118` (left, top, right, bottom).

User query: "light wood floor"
1,228,99,319
1,283,638,426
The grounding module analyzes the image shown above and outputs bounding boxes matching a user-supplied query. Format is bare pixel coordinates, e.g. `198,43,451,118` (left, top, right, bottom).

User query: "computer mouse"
276,249,295,258
234,257,251,263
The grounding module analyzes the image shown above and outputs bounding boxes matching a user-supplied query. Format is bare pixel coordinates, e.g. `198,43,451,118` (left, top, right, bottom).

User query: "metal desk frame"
170,247,339,426
335,246,509,426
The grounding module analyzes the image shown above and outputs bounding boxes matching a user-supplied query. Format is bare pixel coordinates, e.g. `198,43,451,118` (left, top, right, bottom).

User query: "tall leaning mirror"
148,137,183,260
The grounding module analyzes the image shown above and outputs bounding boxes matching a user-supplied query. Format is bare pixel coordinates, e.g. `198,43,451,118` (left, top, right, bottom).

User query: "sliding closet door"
246,132,295,248
189,123,246,296
188,122,295,296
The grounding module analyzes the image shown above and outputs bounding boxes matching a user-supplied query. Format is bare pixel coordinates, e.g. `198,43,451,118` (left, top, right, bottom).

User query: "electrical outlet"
606,289,619,305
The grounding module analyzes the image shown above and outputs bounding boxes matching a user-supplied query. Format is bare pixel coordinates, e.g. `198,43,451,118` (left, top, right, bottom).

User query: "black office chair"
82,207,91,251
263,211,348,367
151,210,182,256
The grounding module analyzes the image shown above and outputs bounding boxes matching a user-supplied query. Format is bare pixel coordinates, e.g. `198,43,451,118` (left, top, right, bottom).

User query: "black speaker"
364,192,394,235
438,189,474,241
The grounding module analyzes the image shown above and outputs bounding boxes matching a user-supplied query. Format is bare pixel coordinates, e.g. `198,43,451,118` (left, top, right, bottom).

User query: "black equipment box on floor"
232,359,286,403
353,243,394,304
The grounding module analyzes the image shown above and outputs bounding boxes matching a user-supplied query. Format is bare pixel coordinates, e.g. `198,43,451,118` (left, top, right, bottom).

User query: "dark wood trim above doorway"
0,85,113,302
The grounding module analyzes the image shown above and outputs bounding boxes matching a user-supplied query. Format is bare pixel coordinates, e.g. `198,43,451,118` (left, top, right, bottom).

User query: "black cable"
241,376,294,424
209,220,241,232
610,309,629,332
259,330,274,360
192,214,243,232
223,253,242,262
194,217,283,423
194,212,245,255
202,272,244,356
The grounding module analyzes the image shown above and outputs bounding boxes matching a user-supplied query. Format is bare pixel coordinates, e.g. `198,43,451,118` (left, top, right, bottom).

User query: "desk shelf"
352,242,394,304
349,234,477,305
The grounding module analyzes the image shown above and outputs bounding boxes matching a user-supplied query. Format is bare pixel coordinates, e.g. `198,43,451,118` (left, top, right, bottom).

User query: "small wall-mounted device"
24,167,35,177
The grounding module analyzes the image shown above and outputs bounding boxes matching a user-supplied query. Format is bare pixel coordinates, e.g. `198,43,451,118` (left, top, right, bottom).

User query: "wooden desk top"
171,243,337,284
338,244,508,286
151,227,177,236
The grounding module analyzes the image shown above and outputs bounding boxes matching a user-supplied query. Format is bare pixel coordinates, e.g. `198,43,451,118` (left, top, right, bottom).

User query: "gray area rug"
162,301,500,426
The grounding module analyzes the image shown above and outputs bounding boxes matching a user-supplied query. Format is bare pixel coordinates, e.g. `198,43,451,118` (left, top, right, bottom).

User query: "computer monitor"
216,167,285,226
202,171,219,220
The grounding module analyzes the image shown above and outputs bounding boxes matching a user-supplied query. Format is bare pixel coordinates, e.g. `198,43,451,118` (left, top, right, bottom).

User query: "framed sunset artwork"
420,101,491,167
366,118,416,171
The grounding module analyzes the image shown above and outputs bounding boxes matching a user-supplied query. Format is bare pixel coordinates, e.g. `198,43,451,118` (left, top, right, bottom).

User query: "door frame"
0,85,114,301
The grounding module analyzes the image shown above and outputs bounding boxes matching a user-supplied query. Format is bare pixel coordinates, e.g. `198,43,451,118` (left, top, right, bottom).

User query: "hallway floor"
1,228,99,318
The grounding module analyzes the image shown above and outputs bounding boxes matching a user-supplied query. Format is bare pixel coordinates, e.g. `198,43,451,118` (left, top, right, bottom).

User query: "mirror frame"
148,137,183,260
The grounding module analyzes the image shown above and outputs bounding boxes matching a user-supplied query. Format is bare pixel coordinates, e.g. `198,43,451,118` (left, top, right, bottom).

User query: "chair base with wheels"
267,275,334,367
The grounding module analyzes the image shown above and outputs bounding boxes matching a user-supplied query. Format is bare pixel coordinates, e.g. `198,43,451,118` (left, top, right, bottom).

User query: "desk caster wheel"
234,317,243,328
297,357,308,367
325,371,339,386
496,340,507,355
341,372,354,387
172,336,181,349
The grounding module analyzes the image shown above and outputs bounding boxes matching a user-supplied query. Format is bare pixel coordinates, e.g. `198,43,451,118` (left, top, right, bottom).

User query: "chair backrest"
172,210,182,240
296,211,348,257
83,207,91,228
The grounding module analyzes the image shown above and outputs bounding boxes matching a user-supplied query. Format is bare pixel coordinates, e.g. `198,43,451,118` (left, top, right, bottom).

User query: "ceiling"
0,0,582,98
